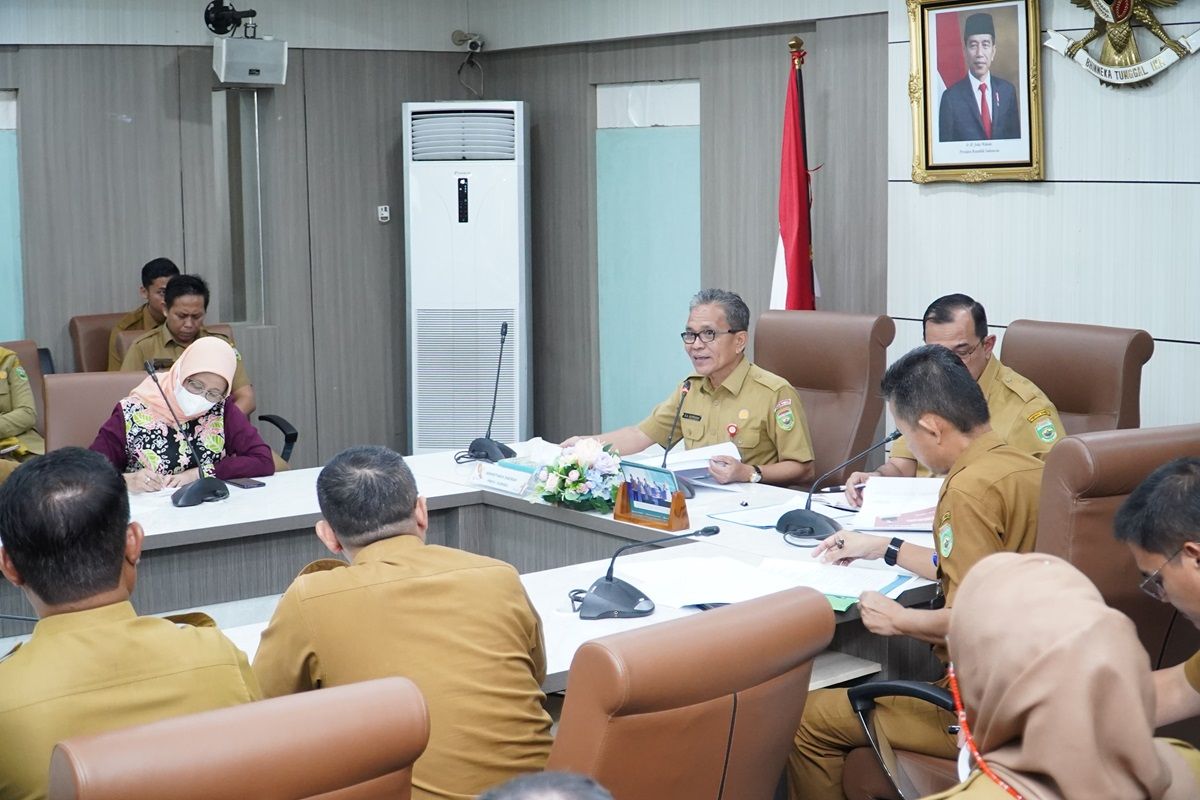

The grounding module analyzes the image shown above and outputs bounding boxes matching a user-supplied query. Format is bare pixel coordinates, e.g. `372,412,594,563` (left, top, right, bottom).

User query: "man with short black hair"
0,448,259,800
938,12,1020,142
1114,457,1200,727
479,772,614,800
253,445,553,800
787,345,1044,800
845,292,1061,505
120,273,256,415
107,257,182,370
564,288,815,486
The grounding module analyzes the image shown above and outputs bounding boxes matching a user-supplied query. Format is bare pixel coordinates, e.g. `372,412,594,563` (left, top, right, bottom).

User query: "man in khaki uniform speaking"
787,344,1044,800
0,345,44,464
1114,457,1200,730
845,293,1061,506
120,273,256,417
106,256,180,370
253,446,553,800
563,288,815,486
0,448,260,800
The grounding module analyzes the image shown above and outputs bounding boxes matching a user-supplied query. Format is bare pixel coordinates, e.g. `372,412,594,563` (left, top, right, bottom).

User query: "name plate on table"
471,463,535,496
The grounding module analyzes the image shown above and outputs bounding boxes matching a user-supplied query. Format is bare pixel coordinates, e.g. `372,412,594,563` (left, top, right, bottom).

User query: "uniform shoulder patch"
938,521,954,559
13,366,26,381
1034,417,1058,443
164,611,218,628
1026,408,1051,423
775,404,796,432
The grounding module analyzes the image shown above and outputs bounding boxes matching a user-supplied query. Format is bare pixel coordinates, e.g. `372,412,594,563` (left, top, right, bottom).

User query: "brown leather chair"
0,338,46,434
47,677,430,800
754,311,896,486
999,319,1154,435
1038,425,1200,744
112,323,235,370
843,424,1200,799
68,312,128,372
43,372,143,451
547,586,835,800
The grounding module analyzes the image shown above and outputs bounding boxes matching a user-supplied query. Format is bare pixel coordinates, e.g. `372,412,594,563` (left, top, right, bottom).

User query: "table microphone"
142,361,230,508
575,525,720,620
659,380,696,498
776,430,901,541
466,322,517,462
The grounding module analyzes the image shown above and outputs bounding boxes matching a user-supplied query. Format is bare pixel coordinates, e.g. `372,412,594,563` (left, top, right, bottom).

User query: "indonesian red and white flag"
770,50,816,310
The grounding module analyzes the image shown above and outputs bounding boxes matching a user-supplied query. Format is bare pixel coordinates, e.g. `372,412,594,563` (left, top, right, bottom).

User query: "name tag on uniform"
682,413,702,421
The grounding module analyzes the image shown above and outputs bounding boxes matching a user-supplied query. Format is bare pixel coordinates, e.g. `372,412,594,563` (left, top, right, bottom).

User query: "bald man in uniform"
0,345,43,462
564,288,814,486
1114,458,1200,730
845,293,1060,506
0,448,259,800
107,257,181,370
254,445,553,800
120,273,256,416
787,345,1043,800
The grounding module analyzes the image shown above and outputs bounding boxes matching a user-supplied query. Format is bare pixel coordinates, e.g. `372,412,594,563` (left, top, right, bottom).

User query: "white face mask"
175,381,217,416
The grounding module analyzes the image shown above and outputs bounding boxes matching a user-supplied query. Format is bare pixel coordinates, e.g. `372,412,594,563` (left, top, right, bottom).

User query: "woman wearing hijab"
927,552,1200,799
90,337,273,493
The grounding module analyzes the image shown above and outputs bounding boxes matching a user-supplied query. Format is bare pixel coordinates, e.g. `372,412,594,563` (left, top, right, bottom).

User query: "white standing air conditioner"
403,101,532,455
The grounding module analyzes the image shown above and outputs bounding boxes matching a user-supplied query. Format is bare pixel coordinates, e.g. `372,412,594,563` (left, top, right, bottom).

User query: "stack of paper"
851,477,944,532
614,555,911,608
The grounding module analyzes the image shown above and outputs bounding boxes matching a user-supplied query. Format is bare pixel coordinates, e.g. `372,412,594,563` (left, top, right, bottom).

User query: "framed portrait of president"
908,0,1044,183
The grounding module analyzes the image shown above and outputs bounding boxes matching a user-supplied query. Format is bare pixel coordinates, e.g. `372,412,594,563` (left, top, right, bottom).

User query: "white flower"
570,437,603,467
544,473,560,492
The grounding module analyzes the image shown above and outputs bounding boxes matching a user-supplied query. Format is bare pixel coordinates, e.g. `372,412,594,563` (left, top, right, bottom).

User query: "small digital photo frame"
619,461,680,521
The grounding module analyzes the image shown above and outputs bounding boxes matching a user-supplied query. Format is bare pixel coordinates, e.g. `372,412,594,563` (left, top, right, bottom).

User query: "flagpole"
788,36,815,306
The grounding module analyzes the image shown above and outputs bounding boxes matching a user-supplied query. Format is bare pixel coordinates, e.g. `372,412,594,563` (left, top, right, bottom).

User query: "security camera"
451,30,484,52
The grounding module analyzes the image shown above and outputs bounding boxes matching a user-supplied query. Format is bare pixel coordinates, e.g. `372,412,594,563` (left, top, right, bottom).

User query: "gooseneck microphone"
660,380,692,469
142,361,230,508
575,525,720,619
776,430,901,542
465,322,517,463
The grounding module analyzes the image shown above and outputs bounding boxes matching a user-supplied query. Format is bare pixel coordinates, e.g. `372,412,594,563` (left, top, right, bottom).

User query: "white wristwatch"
749,465,763,483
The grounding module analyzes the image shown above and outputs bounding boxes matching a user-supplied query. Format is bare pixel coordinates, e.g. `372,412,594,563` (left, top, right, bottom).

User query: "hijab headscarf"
949,552,1199,799
128,337,237,424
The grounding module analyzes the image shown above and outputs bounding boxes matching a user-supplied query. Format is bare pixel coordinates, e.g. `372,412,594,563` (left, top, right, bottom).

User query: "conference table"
0,442,943,686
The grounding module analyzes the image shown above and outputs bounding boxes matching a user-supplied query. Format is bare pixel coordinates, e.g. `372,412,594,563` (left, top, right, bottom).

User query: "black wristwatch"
883,537,904,567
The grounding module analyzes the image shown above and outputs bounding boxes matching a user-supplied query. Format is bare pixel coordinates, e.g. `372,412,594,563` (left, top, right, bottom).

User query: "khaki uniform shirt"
253,536,553,800
892,356,1063,475
932,430,1043,662
0,347,44,456
636,357,814,467
107,303,158,370
119,325,250,392
1184,649,1200,693
0,601,260,800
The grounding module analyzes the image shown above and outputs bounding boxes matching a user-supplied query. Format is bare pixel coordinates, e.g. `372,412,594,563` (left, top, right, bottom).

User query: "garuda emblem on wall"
1045,0,1199,85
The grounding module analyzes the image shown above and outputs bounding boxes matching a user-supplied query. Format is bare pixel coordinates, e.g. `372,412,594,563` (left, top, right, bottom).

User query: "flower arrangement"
532,438,622,513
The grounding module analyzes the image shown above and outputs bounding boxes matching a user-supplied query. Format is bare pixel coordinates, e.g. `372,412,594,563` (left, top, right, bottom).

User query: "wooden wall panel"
252,51,320,467
807,14,888,315
19,46,185,362
302,50,465,460
485,45,599,442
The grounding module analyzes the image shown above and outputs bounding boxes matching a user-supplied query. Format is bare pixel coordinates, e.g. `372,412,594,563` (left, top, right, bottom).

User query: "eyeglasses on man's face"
679,329,744,345
1139,546,1185,602
183,378,226,404
949,339,984,359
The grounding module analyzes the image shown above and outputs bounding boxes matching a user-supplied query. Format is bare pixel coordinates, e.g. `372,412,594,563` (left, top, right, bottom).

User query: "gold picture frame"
908,0,1044,183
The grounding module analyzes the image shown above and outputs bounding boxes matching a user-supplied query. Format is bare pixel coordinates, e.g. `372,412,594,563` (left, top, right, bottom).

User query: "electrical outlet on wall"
377,205,391,223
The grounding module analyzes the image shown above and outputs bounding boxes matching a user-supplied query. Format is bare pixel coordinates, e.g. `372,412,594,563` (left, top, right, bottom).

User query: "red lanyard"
947,664,1024,800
